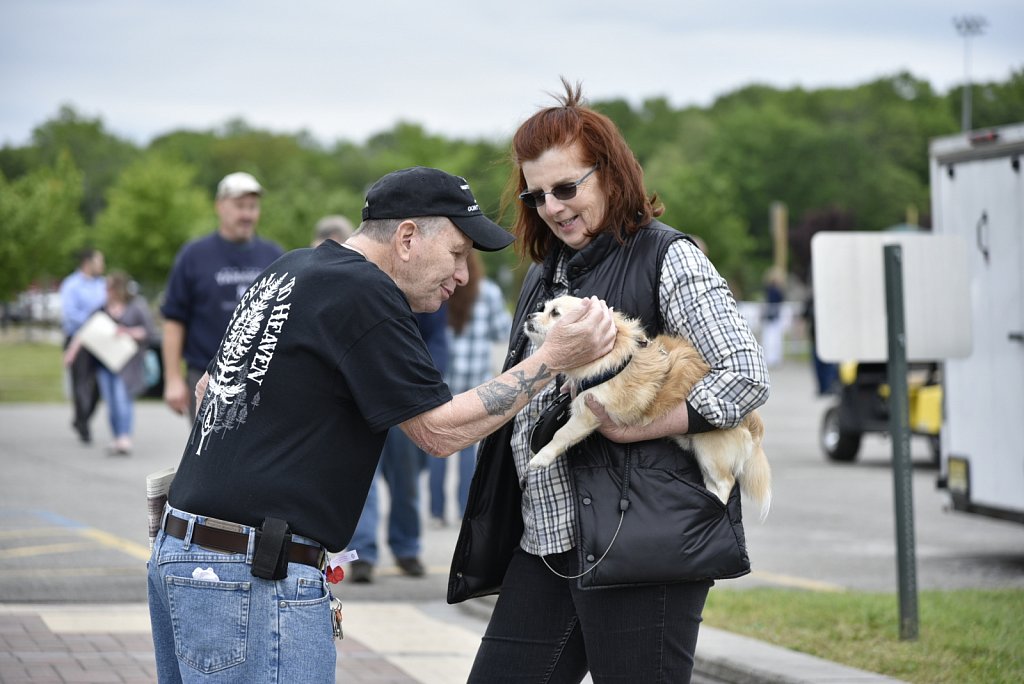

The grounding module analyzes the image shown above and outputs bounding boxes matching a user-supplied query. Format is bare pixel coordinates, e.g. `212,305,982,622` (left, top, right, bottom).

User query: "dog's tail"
740,412,772,521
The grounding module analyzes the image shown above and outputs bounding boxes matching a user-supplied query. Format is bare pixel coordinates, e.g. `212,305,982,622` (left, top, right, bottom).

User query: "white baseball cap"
216,172,264,199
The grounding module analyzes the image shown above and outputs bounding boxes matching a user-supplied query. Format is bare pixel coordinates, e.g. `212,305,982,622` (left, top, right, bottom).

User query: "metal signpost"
883,244,918,639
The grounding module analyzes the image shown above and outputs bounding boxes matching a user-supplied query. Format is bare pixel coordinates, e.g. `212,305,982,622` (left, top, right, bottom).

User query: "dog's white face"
524,296,583,346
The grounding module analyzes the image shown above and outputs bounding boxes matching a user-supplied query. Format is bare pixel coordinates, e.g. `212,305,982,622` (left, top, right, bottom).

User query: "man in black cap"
147,166,616,682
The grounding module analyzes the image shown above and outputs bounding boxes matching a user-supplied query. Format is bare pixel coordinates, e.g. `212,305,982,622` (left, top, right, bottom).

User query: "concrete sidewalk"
0,600,906,684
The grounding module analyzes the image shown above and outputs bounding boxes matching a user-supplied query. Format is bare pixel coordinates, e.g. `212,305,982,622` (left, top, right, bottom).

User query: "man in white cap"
147,166,617,682
160,172,284,418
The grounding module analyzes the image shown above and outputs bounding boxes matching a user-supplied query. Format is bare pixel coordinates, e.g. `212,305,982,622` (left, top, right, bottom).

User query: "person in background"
449,80,769,683
347,306,448,583
59,248,106,444
428,251,511,526
803,292,838,395
147,165,616,682
160,172,283,419
311,214,355,247
64,270,157,455
760,266,787,368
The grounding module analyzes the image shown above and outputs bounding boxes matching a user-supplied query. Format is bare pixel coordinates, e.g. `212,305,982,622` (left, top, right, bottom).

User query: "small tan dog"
526,295,772,520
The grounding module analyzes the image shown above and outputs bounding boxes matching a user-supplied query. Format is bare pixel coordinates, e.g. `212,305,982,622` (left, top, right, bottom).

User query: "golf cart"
819,361,942,464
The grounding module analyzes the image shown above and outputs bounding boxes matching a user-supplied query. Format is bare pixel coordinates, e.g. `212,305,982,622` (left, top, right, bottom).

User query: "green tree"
0,144,36,181
951,68,1024,130
4,70,1020,305
258,178,365,250
645,153,757,295
815,73,956,188
705,89,931,273
0,152,85,300
29,104,139,223
93,154,209,289
150,120,329,208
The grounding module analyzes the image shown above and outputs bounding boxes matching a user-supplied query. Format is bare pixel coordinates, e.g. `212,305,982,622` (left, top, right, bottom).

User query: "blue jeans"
148,507,335,683
97,366,132,438
428,444,477,519
812,346,840,396
347,429,422,564
468,547,711,683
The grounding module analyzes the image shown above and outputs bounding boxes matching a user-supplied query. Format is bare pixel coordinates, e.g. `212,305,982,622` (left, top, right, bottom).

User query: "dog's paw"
528,452,556,469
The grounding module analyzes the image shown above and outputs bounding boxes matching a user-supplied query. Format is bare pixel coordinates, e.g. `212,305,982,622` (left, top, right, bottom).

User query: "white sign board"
811,232,972,362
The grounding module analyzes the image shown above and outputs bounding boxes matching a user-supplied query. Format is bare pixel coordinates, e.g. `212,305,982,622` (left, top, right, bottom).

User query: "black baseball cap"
361,167,514,252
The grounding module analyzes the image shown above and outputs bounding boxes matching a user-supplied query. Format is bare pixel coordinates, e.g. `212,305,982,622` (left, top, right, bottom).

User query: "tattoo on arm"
476,365,553,416
512,365,552,395
478,382,519,416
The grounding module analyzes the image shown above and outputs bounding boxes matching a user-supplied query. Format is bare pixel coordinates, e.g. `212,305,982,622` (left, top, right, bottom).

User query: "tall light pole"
953,15,987,132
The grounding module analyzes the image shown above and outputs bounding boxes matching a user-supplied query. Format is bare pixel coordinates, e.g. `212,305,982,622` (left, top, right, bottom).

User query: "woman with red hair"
450,79,770,683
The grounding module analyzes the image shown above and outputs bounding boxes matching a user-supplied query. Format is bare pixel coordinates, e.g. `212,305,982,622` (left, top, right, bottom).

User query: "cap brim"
217,187,263,199
451,214,515,252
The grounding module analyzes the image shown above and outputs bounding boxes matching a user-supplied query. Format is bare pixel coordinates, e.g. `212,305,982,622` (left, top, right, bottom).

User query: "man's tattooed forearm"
510,365,552,395
477,382,519,415
476,364,553,416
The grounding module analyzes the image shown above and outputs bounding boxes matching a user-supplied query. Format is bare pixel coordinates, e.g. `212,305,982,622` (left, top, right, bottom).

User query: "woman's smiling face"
521,144,606,251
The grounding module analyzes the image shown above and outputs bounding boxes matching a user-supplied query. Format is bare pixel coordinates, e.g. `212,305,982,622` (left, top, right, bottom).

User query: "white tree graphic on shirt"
194,271,291,454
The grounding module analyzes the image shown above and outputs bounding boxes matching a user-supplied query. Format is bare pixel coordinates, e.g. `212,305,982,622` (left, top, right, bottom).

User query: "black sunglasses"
518,165,598,209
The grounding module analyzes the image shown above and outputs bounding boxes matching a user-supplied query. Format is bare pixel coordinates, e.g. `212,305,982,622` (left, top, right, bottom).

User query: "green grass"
0,337,65,402
703,587,1024,683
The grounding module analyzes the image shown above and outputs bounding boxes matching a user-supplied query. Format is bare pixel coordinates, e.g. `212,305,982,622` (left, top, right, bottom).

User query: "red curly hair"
504,78,663,264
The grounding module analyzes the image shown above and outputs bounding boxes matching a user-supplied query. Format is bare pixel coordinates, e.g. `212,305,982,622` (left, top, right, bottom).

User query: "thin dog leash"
541,506,626,579
541,450,633,580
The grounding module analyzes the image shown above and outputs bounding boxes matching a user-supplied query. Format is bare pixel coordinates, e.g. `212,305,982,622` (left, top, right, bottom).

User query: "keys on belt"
331,596,344,639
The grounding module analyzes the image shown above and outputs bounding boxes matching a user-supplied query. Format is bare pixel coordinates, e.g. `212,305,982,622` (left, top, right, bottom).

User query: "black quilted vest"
448,221,750,602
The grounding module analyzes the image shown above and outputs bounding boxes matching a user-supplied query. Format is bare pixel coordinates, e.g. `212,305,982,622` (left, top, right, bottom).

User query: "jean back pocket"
166,574,251,674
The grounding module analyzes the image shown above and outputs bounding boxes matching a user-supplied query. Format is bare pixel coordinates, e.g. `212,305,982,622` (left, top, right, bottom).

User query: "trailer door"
938,150,1024,515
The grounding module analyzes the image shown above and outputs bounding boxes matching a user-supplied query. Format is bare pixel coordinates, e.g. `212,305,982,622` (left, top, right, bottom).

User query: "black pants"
468,547,711,684
66,337,99,436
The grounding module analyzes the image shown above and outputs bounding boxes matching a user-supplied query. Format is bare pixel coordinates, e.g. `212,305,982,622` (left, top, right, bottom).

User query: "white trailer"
929,123,1024,523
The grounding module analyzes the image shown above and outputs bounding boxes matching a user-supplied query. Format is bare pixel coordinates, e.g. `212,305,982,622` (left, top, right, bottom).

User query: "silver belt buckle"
202,517,246,533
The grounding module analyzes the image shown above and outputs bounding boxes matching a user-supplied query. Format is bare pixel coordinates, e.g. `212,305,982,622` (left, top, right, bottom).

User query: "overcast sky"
1,1,1021,148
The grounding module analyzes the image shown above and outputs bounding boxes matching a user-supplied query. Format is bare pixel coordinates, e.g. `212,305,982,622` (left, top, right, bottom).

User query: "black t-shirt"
168,241,452,550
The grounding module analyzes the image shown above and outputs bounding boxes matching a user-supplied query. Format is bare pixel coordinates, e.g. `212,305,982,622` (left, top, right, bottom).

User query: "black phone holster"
251,517,291,580
529,392,573,454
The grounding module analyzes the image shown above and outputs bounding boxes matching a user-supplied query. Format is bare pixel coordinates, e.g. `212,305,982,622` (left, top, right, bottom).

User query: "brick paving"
0,611,421,683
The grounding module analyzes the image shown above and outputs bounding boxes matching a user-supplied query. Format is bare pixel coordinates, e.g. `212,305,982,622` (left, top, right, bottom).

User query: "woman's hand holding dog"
536,296,616,372
585,394,691,444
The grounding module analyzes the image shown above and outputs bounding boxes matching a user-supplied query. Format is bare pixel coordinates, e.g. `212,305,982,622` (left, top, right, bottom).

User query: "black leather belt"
163,515,324,569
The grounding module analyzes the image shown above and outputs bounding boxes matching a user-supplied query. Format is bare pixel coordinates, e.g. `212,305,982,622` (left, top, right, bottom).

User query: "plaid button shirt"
510,237,770,556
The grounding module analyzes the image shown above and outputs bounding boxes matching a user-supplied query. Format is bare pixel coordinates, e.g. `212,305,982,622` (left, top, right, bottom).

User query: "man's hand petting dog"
536,296,616,373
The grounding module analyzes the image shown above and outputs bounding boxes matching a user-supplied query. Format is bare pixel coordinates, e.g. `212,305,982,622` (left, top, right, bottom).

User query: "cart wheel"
821,405,862,462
